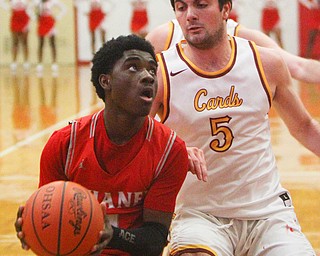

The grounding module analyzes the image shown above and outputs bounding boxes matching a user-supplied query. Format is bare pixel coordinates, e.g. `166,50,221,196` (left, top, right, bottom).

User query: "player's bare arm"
239,25,320,84
146,22,171,55
259,46,320,156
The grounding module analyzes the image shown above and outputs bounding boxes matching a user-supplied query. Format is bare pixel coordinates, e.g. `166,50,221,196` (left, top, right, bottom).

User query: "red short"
261,7,280,32
38,15,55,37
89,9,105,31
130,9,148,33
10,10,30,33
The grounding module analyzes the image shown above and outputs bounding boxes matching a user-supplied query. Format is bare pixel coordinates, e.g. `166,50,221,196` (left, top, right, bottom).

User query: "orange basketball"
22,181,104,256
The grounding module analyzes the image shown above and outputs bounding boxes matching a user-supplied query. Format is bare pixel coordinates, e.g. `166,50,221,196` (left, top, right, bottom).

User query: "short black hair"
170,0,232,11
91,34,157,101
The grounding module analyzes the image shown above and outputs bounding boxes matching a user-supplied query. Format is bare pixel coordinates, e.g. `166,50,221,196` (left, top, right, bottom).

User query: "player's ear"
99,74,111,90
222,1,231,20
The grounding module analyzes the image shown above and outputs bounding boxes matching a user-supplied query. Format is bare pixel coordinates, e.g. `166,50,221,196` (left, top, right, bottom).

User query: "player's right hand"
90,203,114,255
187,146,208,182
14,206,30,251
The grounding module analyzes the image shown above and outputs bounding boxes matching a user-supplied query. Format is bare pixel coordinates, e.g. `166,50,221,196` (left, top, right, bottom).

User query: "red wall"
299,3,320,58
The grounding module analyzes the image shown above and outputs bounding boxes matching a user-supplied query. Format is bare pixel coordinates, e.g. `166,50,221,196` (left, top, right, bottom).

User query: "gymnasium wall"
0,0,75,66
75,0,174,64
234,0,299,56
0,0,317,66
298,2,320,58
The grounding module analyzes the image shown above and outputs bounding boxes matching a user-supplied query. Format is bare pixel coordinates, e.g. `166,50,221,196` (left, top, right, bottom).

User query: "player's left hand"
14,206,30,251
90,203,114,255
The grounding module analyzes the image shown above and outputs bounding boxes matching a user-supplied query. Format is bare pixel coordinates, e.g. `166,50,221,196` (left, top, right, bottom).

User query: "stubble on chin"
185,25,225,50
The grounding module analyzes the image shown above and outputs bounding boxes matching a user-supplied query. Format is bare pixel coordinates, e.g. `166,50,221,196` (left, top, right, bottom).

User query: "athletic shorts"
168,208,316,256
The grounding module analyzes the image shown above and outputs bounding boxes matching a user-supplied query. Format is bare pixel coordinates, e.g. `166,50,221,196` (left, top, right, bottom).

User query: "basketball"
22,181,104,256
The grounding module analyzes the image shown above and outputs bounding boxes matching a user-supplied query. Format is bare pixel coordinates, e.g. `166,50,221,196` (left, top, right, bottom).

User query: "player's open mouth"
140,87,154,101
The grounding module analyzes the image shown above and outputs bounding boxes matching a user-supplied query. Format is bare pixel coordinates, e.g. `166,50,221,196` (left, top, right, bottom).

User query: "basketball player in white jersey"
146,16,320,85
150,0,320,255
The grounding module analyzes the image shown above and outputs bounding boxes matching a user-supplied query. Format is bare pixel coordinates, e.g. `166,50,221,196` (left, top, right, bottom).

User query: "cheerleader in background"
34,0,66,73
0,0,34,72
130,0,148,38
88,0,114,54
261,0,283,48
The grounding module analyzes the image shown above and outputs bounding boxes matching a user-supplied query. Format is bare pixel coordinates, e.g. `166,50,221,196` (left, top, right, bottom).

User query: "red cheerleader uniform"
89,8,105,32
130,7,148,33
261,5,280,32
38,15,55,37
11,9,30,32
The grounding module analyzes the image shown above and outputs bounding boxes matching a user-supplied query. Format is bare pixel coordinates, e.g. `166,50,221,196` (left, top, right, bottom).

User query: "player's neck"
104,111,147,145
184,37,232,72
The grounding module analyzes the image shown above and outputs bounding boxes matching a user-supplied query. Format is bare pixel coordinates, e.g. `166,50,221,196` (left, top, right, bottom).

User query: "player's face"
107,49,158,117
174,0,230,49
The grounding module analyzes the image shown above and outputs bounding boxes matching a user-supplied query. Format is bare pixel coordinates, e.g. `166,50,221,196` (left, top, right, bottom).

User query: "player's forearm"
300,58,320,84
285,53,320,84
290,118,320,157
107,222,168,255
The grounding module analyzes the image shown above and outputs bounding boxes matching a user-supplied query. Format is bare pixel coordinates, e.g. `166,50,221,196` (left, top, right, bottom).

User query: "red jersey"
39,110,188,255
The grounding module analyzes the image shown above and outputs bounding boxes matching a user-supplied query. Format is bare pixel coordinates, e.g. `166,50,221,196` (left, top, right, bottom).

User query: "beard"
185,23,225,50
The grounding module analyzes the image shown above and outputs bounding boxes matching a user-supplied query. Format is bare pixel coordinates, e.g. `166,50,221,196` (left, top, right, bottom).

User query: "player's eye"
175,3,186,11
149,68,156,76
128,64,138,72
197,2,208,8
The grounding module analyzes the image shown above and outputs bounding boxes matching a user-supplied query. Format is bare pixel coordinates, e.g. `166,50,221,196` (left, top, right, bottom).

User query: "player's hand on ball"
90,203,114,255
14,206,30,251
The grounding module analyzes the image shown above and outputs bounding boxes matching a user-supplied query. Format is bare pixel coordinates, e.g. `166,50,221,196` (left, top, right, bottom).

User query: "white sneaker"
10,62,17,72
51,63,58,72
23,62,30,71
36,64,43,73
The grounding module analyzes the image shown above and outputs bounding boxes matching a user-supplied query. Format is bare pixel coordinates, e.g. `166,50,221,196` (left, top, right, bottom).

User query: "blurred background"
0,0,319,255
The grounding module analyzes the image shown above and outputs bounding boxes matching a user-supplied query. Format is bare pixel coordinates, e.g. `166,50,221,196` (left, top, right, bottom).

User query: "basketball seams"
57,181,67,256
24,181,103,256
64,186,95,256
31,187,56,255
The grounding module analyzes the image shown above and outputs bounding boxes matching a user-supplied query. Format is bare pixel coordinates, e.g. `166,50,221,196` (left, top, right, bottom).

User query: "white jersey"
157,36,292,219
164,18,241,50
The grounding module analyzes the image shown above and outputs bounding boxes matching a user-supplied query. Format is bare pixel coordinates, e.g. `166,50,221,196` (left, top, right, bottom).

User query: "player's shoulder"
146,21,172,54
51,112,98,140
151,117,186,149
256,44,285,69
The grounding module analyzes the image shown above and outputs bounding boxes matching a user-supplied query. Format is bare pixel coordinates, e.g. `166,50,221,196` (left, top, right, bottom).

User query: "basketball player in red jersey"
15,34,189,256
